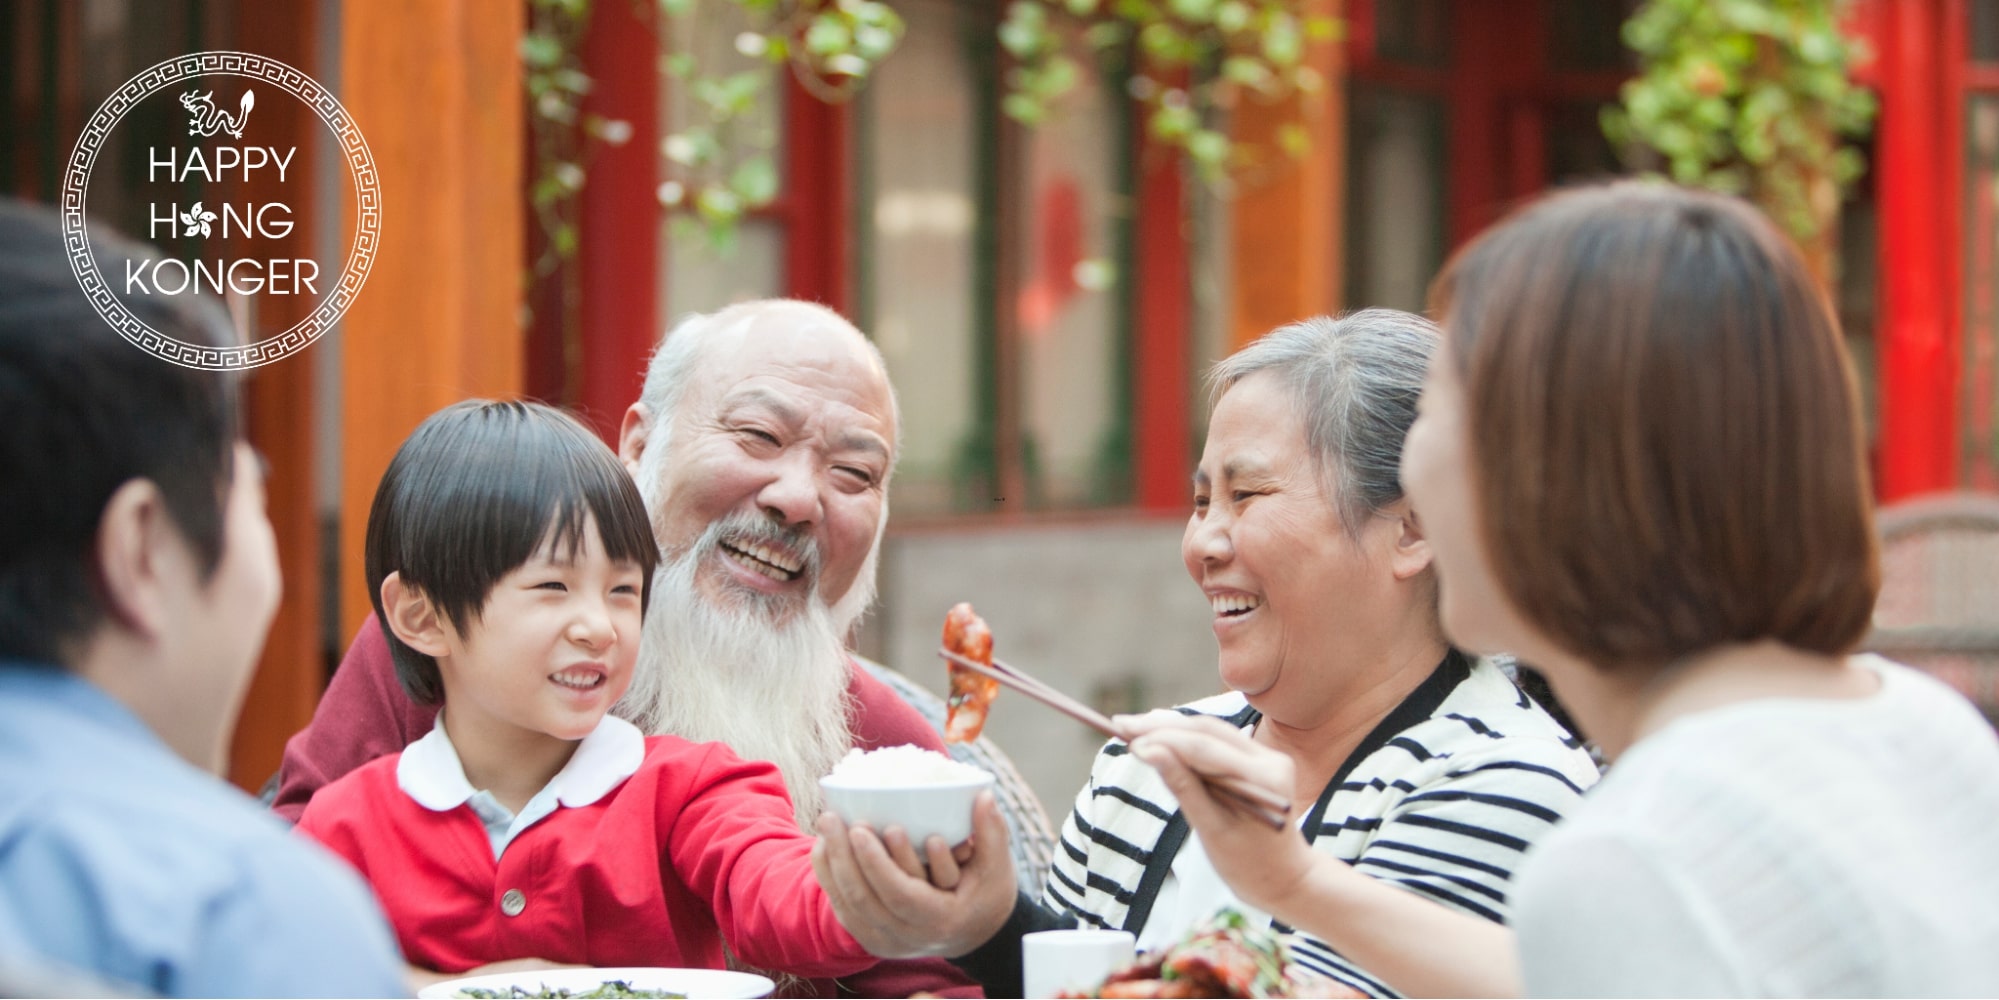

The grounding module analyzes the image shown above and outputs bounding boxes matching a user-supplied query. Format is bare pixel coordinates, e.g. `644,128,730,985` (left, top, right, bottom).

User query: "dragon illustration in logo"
179,89,255,139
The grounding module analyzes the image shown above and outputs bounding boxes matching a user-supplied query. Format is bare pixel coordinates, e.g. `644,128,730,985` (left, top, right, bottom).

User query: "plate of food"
416,966,775,999
1056,910,1360,999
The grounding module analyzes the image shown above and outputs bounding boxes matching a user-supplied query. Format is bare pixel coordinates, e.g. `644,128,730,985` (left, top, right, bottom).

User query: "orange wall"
337,1,526,638
1230,0,1345,349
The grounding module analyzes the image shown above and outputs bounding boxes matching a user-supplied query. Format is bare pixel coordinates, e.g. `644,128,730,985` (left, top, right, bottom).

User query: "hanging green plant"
997,0,1339,183
1601,0,1876,278
526,0,1337,261
523,0,634,277
657,0,905,248
523,0,638,405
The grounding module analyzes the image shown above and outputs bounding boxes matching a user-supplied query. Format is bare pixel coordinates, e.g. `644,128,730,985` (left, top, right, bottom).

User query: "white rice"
826,745,989,785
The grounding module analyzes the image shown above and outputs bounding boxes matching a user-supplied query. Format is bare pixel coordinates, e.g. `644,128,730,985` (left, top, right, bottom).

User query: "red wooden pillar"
1876,0,1961,499
1447,1,1508,246
575,0,661,440
1132,131,1192,512
783,77,853,315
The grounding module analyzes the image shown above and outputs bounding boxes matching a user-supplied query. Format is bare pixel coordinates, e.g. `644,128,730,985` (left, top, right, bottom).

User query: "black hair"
364,399,660,704
0,199,240,667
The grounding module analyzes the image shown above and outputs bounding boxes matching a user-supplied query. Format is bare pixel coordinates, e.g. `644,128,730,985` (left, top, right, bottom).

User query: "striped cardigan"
1042,653,1601,997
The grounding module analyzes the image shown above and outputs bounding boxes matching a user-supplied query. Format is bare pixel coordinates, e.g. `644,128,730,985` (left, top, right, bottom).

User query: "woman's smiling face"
1183,373,1410,713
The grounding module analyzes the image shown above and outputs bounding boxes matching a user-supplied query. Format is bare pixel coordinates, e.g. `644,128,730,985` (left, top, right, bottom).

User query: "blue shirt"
0,663,406,997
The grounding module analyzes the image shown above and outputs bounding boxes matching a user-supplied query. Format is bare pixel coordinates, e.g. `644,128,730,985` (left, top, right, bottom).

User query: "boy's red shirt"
277,616,982,999
297,721,873,979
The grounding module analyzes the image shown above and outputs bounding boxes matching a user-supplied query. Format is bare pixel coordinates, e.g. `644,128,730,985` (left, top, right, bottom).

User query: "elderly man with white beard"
269,300,1020,998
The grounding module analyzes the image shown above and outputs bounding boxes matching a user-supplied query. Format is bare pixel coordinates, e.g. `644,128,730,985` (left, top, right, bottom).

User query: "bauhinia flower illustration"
179,201,218,238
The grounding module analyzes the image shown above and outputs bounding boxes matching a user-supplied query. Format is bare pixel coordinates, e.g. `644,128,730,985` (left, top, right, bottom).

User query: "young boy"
296,400,879,981
0,199,404,997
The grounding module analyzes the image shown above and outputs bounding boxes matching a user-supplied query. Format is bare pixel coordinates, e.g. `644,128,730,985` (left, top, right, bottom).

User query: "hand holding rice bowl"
819,746,995,846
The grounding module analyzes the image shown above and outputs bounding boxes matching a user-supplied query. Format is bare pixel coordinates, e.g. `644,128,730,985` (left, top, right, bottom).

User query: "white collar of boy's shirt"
397,712,646,812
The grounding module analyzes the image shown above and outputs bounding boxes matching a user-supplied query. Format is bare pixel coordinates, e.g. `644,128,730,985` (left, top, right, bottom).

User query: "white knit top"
1513,655,1999,997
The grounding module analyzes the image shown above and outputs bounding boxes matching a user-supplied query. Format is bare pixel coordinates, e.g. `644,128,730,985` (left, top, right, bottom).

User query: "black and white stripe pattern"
1041,655,1601,997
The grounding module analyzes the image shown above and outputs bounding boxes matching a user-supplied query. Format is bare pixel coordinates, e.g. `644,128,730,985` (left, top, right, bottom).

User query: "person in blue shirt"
0,198,406,998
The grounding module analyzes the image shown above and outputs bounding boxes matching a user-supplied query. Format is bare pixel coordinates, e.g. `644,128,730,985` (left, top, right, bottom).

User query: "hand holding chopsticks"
937,647,1294,831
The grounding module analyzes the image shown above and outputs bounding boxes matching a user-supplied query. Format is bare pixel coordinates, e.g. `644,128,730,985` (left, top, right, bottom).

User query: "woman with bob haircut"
1119,181,1999,996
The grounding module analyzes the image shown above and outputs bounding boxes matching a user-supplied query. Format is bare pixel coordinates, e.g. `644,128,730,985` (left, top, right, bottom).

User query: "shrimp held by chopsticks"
942,602,998,743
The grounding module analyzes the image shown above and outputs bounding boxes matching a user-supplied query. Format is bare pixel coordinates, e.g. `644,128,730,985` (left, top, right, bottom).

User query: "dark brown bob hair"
1429,181,1879,670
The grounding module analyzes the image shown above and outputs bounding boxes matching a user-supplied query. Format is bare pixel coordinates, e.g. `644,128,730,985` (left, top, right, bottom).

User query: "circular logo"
61,51,381,370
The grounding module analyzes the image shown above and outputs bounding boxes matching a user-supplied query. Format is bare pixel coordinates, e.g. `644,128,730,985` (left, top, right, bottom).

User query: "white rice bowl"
820,746,995,846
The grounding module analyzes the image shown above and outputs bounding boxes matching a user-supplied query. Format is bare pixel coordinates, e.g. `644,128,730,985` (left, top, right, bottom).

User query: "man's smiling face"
645,310,896,623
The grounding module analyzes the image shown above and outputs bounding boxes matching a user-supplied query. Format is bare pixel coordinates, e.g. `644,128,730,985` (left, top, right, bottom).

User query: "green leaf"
1008,0,1048,31
1084,21,1129,50
1150,103,1197,140
519,34,563,69
662,132,702,166
1003,92,1047,124
1169,0,1218,24
1262,13,1302,67
1139,22,1187,63
1221,55,1273,90
715,71,766,116
1186,128,1230,177
805,16,852,57
1277,122,1309,158
1036,55,1081,99
536,92,576,124
999,18,1048,59
1600,106,1631,150
1216,1,1251,33
729,155,780,205
855,23,898,60
826,53,871,77
696,185,743,224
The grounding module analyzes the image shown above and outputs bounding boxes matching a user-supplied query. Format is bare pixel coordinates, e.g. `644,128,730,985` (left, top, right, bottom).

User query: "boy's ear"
1387,500,1434,582
92,479,180,640
379,572,451,657
617,402,652,478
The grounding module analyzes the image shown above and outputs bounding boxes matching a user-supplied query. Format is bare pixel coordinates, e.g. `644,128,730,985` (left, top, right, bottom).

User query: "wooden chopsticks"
938,647,1294,831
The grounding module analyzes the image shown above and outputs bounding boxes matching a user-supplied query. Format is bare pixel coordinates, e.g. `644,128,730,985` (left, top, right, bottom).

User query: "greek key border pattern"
61,51,380,370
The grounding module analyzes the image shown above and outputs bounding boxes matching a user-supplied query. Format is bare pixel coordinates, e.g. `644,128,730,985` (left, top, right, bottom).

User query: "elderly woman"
816,310,1601,997
1123,184,1999,996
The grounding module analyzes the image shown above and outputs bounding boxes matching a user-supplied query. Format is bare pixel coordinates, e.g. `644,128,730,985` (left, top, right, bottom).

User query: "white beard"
614,519,857,828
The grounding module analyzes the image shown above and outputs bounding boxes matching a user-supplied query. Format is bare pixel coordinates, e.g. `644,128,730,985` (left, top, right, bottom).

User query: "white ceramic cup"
1022,928,1137,998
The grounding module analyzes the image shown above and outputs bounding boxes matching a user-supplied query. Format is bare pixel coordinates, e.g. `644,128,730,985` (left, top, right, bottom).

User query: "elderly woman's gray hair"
1207,308,1439,532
